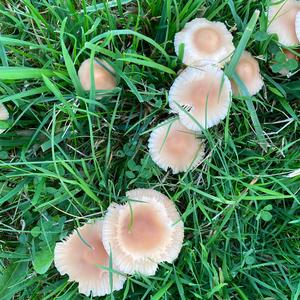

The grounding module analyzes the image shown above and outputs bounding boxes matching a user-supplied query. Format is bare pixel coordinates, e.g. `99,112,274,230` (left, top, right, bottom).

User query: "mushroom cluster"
148,15,266,173
52,2,300,297
54,189,184,297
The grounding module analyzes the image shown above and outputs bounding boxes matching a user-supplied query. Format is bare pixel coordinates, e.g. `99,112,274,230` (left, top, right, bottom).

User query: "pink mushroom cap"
54,221,126,297
174,18,235,67
102,189,184,276
267,0,300,46
148,119,205,174
78,58,116,93
169,65,232,131
231,51,264,96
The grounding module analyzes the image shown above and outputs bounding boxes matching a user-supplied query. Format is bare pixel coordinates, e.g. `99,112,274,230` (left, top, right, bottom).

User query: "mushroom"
0,104,9,134
102,189,184,276
267,0,300,46
54,221,126,297
174,18,235,67
148,119,205,174
296,11,300,41
78,58,116,93
231,51,264,96
169,65,232,131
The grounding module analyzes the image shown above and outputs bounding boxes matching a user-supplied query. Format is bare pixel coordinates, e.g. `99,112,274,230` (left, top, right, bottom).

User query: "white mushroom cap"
148,119,205,174
169,65,232,131
78,58,116,92
102,189,184,276
231,51,264,96
174,18,235,66
296,11,300,41
54,221,126,297
267,0,300,46
0,104,9,134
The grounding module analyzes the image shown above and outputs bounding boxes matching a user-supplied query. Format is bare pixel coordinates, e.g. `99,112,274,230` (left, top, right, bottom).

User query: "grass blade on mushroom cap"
227,10,260,77
226,9,268,152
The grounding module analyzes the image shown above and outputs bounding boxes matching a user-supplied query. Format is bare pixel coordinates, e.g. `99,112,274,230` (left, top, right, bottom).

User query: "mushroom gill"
169,65,232,130
148,119,205,174
102,189,184,276
54,221,125,297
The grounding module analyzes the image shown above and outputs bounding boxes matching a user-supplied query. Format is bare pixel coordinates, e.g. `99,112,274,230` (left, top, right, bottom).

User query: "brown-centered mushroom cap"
169,65,232,131
174,18,235,66
148,119,205,174
102,189,184,276
267,0,300,46
54,221,125,297
0,104,9,134
231,51,264,96
78,58,116,92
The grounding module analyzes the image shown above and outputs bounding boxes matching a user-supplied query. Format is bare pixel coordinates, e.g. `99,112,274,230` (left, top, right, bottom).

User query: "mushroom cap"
54,221,126,297
296,11,300,41
267,0,300,46
78,58,116,92
231,51,264,96
174,18,235,66
148,119,205,174
0,104,9,134
102,189,184,276
169,65,232,131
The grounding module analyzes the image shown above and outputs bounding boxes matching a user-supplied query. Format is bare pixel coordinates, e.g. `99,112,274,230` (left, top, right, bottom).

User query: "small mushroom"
231,51,264,96
102,189,184,276
0,104,9,134
148,119,205,174
54,221,126,297
174,18,235,66
78,58,116,92
267,0,300,46
169,65,232,131
296,11,300,41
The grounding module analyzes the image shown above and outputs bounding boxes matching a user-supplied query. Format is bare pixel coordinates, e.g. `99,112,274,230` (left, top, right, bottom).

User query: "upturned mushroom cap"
231,51,264,96
169,65,232,131
54,221,126,297
78,58,116,92
102,189,184,276
296,11,300,41
174,18,235,66
148,119,205,174
0,104,9,134
267,0,300,46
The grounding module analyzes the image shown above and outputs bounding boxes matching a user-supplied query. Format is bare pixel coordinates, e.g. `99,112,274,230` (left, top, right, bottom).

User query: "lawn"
0,0,300,299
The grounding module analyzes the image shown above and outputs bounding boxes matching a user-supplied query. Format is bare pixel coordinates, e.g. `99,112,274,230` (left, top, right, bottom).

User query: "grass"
0,0,299,299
